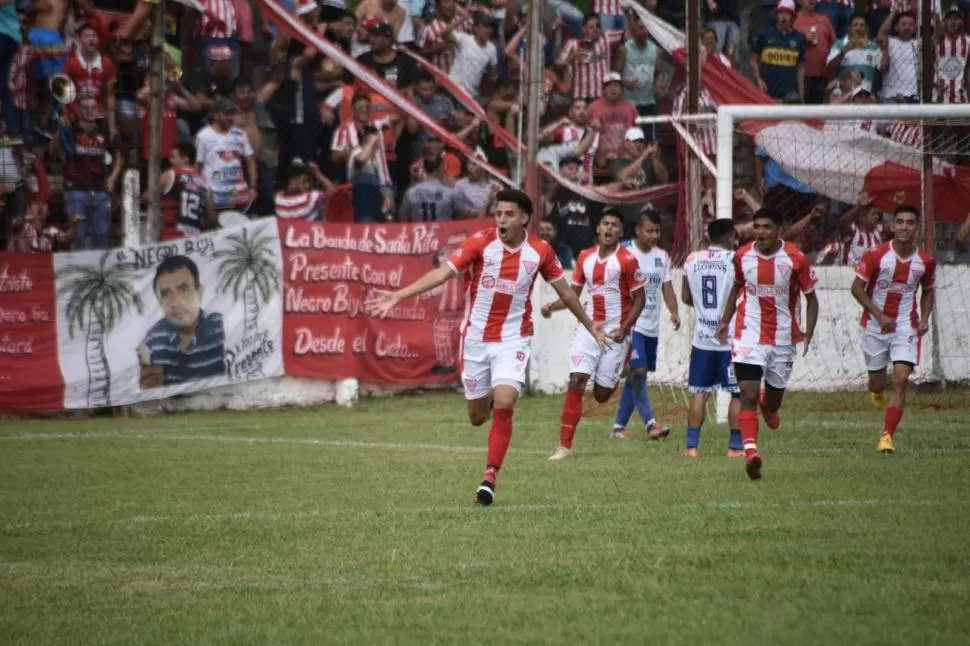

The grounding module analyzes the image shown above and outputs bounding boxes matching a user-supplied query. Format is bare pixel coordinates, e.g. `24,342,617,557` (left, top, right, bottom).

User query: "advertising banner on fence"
280,218,489,385
52,218,285,409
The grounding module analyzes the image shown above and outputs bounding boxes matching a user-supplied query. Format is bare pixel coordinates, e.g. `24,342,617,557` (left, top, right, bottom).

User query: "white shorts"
861,328,921,372
731,341,796,390
460,337,530,400
569,326,629,389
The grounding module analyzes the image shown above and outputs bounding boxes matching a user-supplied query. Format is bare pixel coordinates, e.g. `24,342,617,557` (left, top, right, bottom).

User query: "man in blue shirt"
138,255,226,388
751,0,806,102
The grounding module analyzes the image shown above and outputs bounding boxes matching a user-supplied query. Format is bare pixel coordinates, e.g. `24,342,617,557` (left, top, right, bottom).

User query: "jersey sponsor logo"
480,275,529,295
745,283,789,297
876,279,915,294
778,264,792,280
761,47,799,67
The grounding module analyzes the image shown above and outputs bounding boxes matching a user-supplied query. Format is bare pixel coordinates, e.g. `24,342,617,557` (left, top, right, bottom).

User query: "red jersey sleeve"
447,230,489,275
540,241,565,283
793,250,819,293
855,246,883,283
920,253,936,289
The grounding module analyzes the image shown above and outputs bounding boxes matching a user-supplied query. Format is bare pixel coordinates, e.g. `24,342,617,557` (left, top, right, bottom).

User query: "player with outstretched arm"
850,204,935,454
365,189,607,506
541,209,645,460
681,219,744,458
715,208,819,481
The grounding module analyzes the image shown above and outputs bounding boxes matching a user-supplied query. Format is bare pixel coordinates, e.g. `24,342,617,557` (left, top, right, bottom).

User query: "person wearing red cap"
751,0,806,102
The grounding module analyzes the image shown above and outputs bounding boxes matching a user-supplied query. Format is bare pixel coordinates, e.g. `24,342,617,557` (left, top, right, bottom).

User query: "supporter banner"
0,255,65,412
280,218,489,384
52,219,285,409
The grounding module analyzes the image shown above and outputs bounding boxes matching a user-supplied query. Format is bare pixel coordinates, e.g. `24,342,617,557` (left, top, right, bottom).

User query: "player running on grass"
681,219,743,458
850,204,935,454
715,207,819,481
611,208,681,440
541,209,646,460
364,189,607,506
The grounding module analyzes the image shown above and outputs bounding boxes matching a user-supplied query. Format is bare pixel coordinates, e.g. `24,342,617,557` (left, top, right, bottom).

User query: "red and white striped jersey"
843,223,883,268
733,241,818,346
934,34,969,104
592,0,623,14
886,120,920,148
554,124,598,176
331,119,392,186
275,190,326,220
201,0,237,39
855,242,935,333
8,44,34,111
418,16,471,74
558,33,623,100
447,229,564,342
673,86,720,157
571,245,645,331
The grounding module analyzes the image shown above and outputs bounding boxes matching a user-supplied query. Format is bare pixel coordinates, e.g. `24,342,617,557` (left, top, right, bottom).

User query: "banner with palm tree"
52,218,285,409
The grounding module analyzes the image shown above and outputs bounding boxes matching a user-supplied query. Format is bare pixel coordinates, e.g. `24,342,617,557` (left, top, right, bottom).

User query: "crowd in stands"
2,0,970,264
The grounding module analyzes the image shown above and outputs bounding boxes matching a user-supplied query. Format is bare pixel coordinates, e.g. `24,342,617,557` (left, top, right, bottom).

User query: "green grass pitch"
2,389,969,645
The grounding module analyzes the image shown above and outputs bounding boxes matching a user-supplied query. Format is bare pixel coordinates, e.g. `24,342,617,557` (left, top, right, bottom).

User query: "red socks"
559,389,584,449
739,409,759,456
485,408,514,477
884,406,903,436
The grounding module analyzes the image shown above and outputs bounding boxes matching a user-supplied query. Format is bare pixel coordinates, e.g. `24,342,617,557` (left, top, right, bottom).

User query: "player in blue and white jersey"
681,218,743,457
611,208,681,440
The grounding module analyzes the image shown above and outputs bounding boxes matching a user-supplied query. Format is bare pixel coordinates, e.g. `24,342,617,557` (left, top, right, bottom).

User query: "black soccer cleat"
745,453,763,481
475,480,495,506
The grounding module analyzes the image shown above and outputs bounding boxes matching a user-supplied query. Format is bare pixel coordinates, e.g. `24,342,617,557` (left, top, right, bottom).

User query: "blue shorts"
628,332,658,372
688,347,739,394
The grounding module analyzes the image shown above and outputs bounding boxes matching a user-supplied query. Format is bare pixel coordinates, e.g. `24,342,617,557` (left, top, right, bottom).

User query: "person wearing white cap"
750,0,806,102
587,72,638,175
611,126,668,191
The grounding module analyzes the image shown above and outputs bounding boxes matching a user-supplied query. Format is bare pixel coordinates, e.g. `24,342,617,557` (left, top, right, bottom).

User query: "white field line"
0,498,950,534
3,428,970,456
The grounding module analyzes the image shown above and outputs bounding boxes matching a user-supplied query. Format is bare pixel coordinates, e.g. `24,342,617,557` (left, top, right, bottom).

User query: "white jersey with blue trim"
621,240,672,337
684,246,736,351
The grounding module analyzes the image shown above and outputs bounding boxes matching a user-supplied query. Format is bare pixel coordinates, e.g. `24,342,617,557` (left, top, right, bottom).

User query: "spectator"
587,73,638,180
195,97,258,214
28,0,66,83
445,11,498,102
198,0,240,84
795,0,837,105
274,160,331,221
611,127,669,188
827,13,883,86
595,0,626,33
557,13,624,101
755,143,817,221
8,202,80,253
877,8,919,103
703,0,741,62
356,0,414,46
816,0,855,40
538,217,575,269
64,23,117,140
453,152,499,218
0,0,21,138
158,143,216,239
50,93,122,250
418,0,470,75
537,98,600,179
934,7,969,104
543,156,598,257
620,15,661,141
751,0,806,102
412,74,455,146
399,154,457,221
331,93,395,222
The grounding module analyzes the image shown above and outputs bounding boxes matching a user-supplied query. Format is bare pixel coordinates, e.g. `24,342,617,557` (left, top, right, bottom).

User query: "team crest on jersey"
464,377,478,391
481,276,496,288
778,264,792,279
654,257,664,268
516,351,526,362
606,268,619,281
523,260,537,274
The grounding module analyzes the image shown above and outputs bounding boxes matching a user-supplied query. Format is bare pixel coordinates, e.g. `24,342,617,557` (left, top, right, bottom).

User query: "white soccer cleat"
548,446,574,461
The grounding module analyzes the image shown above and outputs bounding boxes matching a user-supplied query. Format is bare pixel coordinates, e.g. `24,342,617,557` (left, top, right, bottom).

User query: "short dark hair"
424,153,443,175
78,23,99,37
600,208,624,225
154,255,201,292
637,208,661,227
701,27,717,41
495,189,533,216
753,207,784,226
851,13,867,24
417,72,435,85
894,203,920,219
173,142,196,163
708,218,735,242
583,13,600,27
540,217,557,232
352,92,371,107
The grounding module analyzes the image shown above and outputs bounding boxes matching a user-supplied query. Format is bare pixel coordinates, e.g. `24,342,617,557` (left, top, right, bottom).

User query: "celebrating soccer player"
541,209,645,460
364,190,607,506
715,208,819,481
850,205,935,453
611,209,681,440
681,219,743,458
